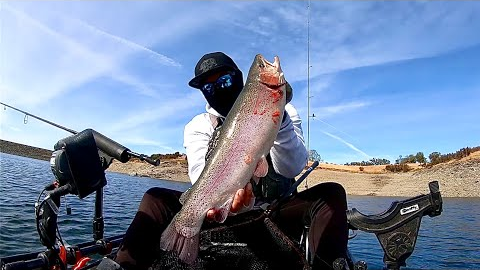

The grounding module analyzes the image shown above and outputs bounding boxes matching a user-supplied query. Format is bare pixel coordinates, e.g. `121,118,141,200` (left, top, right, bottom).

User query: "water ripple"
1,153,479,269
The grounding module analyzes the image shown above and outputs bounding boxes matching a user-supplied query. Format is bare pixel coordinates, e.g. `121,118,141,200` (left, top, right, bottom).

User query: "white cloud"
106,92,204,133
1,3,186,109
7,126,21,132
110,71,159,98
117,136,177,153
1,1,479,164
321,131,370,159
69,16,181,68
1,4,114,106
272,2,480,82
313,118,356,142
313,101,371,119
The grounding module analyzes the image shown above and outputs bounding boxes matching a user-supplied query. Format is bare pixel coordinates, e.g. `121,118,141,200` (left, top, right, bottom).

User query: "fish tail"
160,221,200,265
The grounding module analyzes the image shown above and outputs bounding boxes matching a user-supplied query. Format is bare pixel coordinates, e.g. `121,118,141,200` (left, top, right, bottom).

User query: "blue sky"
1,1,479,165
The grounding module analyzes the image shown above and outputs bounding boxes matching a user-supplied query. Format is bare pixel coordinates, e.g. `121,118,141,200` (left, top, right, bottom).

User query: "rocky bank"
1,139,478,197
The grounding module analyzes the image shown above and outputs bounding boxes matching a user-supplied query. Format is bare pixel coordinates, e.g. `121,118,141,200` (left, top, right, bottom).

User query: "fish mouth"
256,55,286,88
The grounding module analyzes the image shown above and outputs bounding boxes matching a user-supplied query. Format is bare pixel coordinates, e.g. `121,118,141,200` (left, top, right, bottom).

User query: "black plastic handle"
91,130,130,163
127,151,160,166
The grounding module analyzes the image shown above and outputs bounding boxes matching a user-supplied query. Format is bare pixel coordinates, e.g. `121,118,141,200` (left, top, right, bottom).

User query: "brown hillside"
0,139,52,161
301,151,479,197
1,139,478,197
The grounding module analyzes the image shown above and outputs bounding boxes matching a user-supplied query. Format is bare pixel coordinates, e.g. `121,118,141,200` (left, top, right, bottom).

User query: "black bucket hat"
188,52,240,89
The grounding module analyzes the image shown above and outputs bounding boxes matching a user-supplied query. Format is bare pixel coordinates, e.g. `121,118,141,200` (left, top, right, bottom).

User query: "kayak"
0,181,442,270
0,129,443,270
150,181,442,270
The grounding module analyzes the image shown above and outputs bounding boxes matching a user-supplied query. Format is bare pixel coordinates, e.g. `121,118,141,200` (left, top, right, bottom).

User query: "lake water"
1,153,479,269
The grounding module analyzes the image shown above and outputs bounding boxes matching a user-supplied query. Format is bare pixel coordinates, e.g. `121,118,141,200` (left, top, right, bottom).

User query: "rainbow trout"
160,54,287,264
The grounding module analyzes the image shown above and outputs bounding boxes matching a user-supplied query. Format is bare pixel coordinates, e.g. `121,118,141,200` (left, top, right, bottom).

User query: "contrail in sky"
322,131,370,159
315,117,357,141
71,17,181,67
3,4,94,57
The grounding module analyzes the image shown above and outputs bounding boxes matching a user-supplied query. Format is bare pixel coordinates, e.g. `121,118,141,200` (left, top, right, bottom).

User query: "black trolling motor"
1,128,161,270
0,102,161,270
44,128,159,245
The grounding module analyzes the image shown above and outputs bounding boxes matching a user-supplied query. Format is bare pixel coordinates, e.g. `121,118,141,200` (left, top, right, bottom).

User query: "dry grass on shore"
2,139,477,197
301,152,480,197
107,152,480,198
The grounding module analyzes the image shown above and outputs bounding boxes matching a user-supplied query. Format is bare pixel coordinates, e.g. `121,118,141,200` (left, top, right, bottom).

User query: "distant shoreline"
2,139,478,198
0,139,52,161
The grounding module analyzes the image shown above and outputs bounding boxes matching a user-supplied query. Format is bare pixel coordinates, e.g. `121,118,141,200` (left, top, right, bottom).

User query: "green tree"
429,152,442,164
309,149,323,162
405,154,416,163
415,152,426,164
396,155,403,164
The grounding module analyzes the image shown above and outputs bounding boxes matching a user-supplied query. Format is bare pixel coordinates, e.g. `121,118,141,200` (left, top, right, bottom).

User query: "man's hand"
206,182,254,222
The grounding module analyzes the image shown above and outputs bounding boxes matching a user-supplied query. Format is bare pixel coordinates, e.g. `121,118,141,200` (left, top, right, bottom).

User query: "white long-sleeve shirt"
183,103,308,185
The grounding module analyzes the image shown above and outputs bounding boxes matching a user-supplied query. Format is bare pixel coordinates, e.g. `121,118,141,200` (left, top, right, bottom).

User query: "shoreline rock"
2,139,478,198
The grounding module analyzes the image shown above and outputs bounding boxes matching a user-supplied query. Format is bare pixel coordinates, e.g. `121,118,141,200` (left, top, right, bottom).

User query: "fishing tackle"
1,101,161,256
0,101,160,166
1,101,77,134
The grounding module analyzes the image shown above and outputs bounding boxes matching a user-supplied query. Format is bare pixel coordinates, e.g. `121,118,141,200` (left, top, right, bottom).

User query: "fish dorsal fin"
254,155,269,178
179,188,192,205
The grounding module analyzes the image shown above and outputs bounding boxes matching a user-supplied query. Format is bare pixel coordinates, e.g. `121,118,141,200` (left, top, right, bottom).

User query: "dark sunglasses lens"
202,83,214,95
201,73,234,95
217,74,233,89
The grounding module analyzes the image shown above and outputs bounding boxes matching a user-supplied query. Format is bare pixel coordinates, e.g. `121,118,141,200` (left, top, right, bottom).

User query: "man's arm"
269,103,309,178
183,114,212,184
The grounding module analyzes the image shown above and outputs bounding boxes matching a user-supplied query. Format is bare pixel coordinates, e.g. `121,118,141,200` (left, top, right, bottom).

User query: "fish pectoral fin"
215,207,230,223
253,155,269,178
215,199,233,223
179,188,192,205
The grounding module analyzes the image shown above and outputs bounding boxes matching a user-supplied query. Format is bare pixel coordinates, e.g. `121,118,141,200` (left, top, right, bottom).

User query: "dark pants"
115,182,348,270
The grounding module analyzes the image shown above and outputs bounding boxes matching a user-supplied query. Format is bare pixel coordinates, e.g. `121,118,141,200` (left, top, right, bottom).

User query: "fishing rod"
1,101,160,166
265,161,319,215
1,101,77,134
2,101,162,264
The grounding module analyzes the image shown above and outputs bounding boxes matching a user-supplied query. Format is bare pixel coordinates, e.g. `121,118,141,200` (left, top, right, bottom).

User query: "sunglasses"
201,73,234,96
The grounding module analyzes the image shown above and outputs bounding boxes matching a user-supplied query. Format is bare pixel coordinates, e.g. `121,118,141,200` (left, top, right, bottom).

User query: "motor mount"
347,181,442,270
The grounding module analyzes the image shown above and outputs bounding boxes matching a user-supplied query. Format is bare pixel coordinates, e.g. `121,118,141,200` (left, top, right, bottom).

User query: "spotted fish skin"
160,54,287,264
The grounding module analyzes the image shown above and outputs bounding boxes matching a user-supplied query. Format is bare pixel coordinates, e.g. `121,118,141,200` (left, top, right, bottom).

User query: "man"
183,52,349,269
184,52,309,215
109,52,349,270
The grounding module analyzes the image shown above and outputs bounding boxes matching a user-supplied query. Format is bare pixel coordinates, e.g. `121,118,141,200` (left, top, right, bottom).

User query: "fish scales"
160,54,287,264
